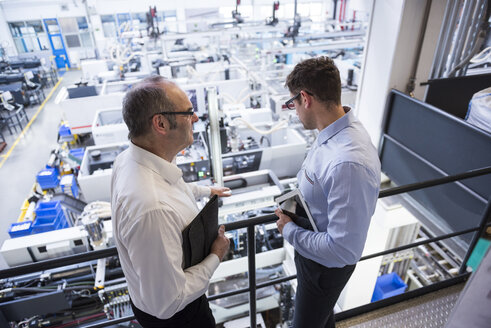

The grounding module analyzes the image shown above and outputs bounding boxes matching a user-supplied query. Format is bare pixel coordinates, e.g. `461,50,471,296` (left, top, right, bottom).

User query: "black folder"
182,195,219,269
278,200,315,231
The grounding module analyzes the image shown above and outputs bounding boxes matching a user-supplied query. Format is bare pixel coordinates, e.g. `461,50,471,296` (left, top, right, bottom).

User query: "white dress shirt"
111,142,220,319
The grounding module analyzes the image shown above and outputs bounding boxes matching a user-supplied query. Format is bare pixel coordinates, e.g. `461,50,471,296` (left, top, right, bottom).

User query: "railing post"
459,198,491,274
247,225,257,328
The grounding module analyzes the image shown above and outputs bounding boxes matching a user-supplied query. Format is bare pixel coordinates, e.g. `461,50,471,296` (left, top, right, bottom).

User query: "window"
77,17,93,48
44,19,60,33
57,17,93,49
101,15,117,38
8,20,48,53
65,34,81,48
160,10,178,33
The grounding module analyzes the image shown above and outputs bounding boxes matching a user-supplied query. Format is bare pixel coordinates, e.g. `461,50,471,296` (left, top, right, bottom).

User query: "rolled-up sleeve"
282,162,379,267
189,183,211,199
122,207,219,319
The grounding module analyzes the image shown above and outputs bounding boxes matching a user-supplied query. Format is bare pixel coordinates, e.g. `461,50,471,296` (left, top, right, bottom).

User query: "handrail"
378,166,491,198
1,166,490,328
2,166,489,279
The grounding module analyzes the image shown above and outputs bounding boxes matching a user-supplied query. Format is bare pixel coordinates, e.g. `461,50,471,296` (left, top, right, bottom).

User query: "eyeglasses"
150,108,195,120
284,91,313,110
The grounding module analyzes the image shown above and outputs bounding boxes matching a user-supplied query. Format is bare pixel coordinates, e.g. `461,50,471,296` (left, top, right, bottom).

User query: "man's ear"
152,115,167,134
301,90,312,108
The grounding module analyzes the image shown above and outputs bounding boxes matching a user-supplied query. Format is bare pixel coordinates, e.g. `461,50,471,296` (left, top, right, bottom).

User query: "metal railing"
0,166,490,328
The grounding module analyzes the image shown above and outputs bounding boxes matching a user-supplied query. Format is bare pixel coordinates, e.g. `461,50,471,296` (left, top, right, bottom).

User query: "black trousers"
292,251,356,328
130,294,215,328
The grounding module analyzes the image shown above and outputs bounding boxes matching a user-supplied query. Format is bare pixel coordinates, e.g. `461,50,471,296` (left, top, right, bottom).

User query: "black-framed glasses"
150,108,195,120
284,91,313,110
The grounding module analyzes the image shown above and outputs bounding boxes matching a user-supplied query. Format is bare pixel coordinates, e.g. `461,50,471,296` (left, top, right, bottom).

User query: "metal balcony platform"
337,283,464,328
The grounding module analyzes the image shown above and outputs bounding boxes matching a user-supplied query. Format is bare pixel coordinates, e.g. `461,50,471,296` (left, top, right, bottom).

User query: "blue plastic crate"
59,124,72,137
60,174,79,198
35,201,63,218
371,272,407,302
36,168,60,190
32,211,66,233
8,221,33,238
69,148,85,161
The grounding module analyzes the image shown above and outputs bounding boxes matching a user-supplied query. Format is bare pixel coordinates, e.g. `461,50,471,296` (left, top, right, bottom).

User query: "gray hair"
122,75,177,139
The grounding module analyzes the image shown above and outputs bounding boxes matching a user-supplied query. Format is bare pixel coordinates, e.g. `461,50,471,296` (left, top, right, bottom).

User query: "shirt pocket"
304,170,314,185
300,169,316,205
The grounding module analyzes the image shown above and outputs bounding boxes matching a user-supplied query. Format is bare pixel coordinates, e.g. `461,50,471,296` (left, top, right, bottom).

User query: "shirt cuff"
197,185,212,198
282,221,297,244
202,253,220,276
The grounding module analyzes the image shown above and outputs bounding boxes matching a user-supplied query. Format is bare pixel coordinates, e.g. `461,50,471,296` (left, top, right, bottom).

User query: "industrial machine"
91,108,128,145
77,142,129,203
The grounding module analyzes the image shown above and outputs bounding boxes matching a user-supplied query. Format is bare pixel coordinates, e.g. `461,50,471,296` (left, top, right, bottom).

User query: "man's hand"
210,186,232,197
211,225,230,261
275,208,292,234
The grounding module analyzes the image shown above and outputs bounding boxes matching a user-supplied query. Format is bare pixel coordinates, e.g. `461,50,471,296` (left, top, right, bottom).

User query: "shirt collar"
128,142,182,185
317,106,355,146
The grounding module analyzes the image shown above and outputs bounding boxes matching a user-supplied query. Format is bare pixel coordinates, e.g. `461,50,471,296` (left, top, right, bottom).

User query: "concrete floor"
0,70,82,269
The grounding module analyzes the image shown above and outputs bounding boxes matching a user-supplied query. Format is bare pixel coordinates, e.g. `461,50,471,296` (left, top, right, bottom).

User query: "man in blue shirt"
275,57,381,328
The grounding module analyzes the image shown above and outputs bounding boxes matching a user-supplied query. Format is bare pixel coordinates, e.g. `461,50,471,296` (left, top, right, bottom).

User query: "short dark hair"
285,56,341,107
122,75,177,139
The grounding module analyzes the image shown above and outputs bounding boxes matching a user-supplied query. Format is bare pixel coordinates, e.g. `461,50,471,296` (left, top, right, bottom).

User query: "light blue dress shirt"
282,108,381,268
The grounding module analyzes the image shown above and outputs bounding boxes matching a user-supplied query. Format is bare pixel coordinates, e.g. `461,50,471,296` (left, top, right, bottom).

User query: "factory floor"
0,69,82,269
0,70,474,327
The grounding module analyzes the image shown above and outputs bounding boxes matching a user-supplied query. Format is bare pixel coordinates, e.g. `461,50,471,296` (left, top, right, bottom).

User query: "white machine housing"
78,142,129,202
0,222,113,267
92,108,129,145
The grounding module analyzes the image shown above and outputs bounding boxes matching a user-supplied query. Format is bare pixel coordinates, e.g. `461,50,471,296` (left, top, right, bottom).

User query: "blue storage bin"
69,148,85,161
32,200,70,233
59,124,72,137
371,272,407,302
32,212,66,233
35,201,62,218
60,174,79,198
36,167,60,190
8,221,33,238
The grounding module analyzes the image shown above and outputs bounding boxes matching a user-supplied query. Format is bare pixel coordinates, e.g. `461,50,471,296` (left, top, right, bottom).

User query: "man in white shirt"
111,75,231,328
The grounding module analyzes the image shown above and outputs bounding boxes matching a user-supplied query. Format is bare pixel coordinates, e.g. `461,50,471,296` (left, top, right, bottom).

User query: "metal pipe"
431,0,459,78
378,166,491,198
406,0,433,95
207,86,224,186
459,0,483,63
451,0,488,76
0,247,117,280
360,225,485,262
247,225,257,328
445,0,473,76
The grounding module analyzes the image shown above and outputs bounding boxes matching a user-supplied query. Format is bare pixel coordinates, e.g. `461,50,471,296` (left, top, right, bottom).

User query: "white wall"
355,0,447,146
355,0,406,146
1,0,87,21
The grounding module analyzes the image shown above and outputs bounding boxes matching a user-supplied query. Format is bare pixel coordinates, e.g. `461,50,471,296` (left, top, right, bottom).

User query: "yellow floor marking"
0,78,63,170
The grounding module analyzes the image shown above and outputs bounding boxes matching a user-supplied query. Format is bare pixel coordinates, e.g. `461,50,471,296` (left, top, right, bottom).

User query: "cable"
470,46,491,63
77,201,111,226
218,92,237,104
232,117,287,135
50,312,106,328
